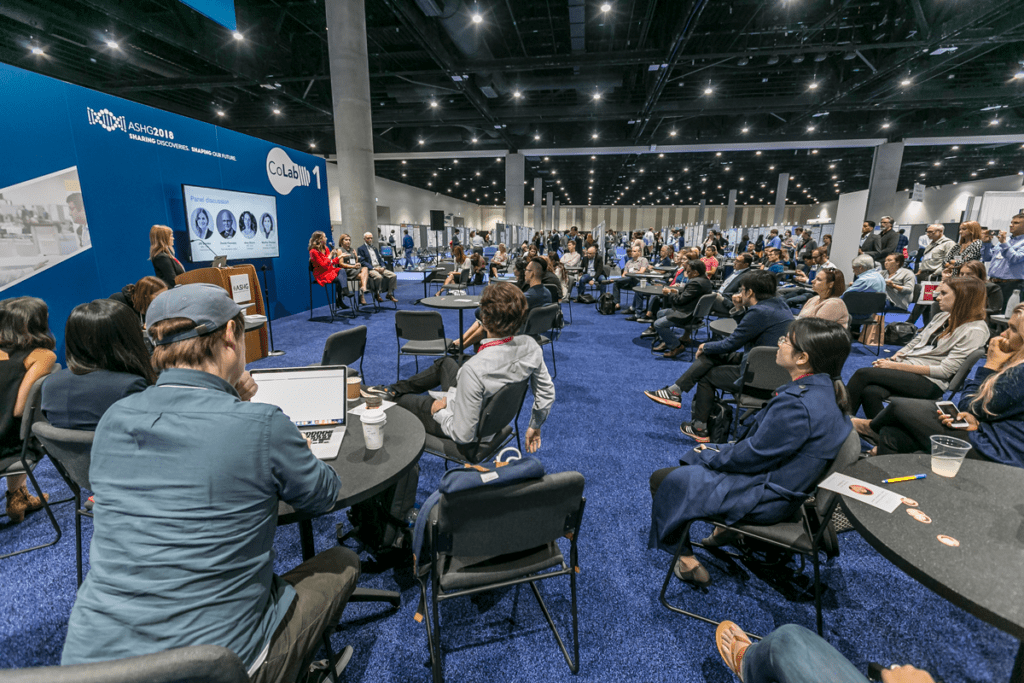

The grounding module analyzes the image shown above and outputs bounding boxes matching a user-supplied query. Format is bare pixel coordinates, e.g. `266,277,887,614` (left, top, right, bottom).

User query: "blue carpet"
0,279,1015,681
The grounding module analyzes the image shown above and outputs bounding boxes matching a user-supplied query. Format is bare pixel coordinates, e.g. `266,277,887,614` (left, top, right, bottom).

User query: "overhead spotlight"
593,92,601,101
814,53,828,62
755,150,762,155
233,31,244,40
704,85,713,95
1015,67,1024,80
989,118,1000,126
471,12,483,23
512,90,522,99
807,125,816,132
429,100,439,108
669,130,677,137
766,55,780,66
216,110,226,117
741,127,749,133
272,108,282,115
534,134,540,140
792,55,805,64
106,39,120,49
736,56,750,66
30,46,45,56
601,3,612,12
471,137,478,143
882,122,891,129
901,78,912,86
808,81,819,90
418,139,425,145
933,161,941,166
592,132,599,139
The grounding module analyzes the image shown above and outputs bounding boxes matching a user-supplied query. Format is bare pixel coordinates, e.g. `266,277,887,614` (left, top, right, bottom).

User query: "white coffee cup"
361,409,386,450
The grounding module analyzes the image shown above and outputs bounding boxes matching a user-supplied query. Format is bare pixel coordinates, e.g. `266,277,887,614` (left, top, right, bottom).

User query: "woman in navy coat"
649,318,854,586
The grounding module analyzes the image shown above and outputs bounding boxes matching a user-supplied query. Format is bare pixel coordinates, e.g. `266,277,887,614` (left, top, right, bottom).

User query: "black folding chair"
395,311,452,381
944,347,986,401
422,377,530,466
720,346,793,436
320,325,367,377
842,291,887,356
522,304,561,378
418,471,586,683
659,430,861,636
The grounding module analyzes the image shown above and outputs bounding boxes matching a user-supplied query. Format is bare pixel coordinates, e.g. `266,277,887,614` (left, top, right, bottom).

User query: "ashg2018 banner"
0,63,329,352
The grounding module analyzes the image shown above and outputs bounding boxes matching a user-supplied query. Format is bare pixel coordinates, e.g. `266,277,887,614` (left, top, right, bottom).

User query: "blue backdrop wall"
0,63,329,356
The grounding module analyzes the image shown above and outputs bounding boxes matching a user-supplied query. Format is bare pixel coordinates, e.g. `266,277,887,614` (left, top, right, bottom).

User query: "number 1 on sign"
312,166,321,189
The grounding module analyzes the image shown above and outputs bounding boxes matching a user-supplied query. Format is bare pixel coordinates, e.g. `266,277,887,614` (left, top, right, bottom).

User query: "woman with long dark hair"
856,303,1024,466
42,299,155,431
649,318,853,587
945,220,984,268
111,275,168,327
846,277,990,419
0,297,56,523
440,245,471,295
797,268,849,328
308,230,349,309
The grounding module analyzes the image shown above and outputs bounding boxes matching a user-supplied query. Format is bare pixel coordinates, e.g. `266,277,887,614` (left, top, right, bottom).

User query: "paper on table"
349,400,397,417
819,473,903,513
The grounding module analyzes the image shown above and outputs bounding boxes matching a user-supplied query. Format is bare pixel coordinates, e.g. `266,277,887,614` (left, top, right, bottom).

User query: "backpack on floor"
598,293,617,315
706,396,734,444
884,322,917,346
577,293,596,304
346,462,420,558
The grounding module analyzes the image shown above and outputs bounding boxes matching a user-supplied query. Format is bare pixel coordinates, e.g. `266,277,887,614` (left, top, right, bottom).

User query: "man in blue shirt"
987,213,1024,304
846,254,887,293
644,271,794,441
766,228,782,250
62,285,358,683
402,229,415,269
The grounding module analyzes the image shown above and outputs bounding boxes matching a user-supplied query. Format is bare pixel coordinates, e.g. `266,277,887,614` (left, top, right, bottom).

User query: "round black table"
279,404,426,605
419,294,481,362
840,453,1024,681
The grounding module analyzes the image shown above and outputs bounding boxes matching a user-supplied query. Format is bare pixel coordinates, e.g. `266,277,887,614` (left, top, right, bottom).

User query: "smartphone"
936,401,969,428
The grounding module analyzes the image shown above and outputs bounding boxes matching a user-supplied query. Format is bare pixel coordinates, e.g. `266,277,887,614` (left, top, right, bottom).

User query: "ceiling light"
1014,69,1024,80
593,92,601,101
471,13,483,23
513,90,522,99
901,78,912,86
669,130,677,137
989,160,996,165
601,3,612,12
933,161,941,166
272,108,281,115
419,139,425,145
106,39,120,49
704,86,713,95
882,122,891,129
30,46,44,56
989,118,1000,126
741,127,749,133
534,134,540,140
430,100,439,108
233,31,244,41
592,132,599,139
216,110,225,117
808,82,819,90
952,145,959,150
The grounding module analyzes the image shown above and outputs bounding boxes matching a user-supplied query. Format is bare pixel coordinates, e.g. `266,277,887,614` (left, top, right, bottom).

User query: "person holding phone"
854,303,1024,466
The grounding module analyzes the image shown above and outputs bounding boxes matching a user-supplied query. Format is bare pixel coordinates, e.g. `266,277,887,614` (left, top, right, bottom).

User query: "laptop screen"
250,366,348,427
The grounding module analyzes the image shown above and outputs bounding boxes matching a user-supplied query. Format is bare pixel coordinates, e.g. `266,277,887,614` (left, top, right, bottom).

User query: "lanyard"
477,337,513,351
793,373,814,383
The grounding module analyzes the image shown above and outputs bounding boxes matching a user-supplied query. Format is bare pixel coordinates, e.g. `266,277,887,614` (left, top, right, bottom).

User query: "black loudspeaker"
430,210,445,231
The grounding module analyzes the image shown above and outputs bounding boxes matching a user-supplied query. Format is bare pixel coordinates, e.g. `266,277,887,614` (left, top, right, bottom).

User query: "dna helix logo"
266,147,313,195
86,107,127,133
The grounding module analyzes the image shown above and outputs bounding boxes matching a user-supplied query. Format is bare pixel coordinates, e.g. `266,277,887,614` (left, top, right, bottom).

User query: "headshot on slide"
216,209,236,239
260,213,274,239
191,208,212,239
239,211,257,238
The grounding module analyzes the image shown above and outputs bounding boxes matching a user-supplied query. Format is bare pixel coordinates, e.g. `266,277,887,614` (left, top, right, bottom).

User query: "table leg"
1011,641,1023,683
299,520,317,561
301,519,402,607
457,308,465,363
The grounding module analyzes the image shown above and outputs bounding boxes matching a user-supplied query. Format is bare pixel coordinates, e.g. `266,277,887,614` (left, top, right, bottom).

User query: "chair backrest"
543,284,563,305
691,293,718,322
842,291,887,319
739,346,792,393
396,310,445,342
475,377,531,441
0,644,249,683
813,429,863,518
20,370,57,442
321,325,368,367
436,471,585,559
945,347,986,399
521,303,560,336
32,422,94,491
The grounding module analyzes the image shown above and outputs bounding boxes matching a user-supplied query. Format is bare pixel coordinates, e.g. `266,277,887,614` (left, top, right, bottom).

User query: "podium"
175,265,269,363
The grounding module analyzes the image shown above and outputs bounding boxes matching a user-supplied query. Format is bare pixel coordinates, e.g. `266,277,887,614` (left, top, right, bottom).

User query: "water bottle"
1006,289,1020,317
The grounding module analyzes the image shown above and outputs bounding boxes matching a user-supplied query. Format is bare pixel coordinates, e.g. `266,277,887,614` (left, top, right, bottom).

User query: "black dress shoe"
640,326,658,338
625,315,638,322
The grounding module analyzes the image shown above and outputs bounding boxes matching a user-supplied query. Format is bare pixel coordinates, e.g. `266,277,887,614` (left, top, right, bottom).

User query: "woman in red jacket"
308,231,348,309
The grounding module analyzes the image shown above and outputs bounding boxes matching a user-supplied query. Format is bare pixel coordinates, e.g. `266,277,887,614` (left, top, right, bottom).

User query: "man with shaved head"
916,223,955,280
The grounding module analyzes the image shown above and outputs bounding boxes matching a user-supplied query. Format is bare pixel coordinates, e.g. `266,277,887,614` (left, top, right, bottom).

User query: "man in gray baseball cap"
64,283,360,682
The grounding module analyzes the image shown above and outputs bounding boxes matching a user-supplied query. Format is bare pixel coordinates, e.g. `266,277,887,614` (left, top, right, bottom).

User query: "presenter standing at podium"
150,225,184,289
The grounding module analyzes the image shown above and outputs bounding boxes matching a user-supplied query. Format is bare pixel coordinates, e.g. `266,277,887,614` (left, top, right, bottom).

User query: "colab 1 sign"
266,147,320,195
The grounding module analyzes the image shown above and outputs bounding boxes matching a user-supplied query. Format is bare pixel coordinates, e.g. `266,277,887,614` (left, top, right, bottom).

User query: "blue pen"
881,474,926,484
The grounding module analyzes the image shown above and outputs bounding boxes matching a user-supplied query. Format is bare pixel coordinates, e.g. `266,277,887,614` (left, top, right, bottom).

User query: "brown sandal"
715,621,752,681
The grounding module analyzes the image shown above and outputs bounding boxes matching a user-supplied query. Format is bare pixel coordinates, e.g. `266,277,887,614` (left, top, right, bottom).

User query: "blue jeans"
577,273,607,295
654,310,684,349
742,625,868,683
403,247,413,267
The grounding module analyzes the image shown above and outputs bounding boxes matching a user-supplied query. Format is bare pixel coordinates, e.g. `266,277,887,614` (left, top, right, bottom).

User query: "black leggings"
870,397,985,459
846,367,944,419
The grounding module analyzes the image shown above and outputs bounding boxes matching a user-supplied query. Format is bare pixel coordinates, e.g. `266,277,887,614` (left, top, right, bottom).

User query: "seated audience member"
42,300,155,431
764,248,784,274
654,245,675,269
575,246,608,299
793,248,836,283
110,276,168,327
525,255,563,295
702,246,720,277
846,254,886,293
309,230,349,310
636,250,698,323
959,260,1005,317
649,318,853,585
0,296,56,523
846,277,990,419
546,252,569,300
334,233,370,306
708,253,754,316
783,249,831,309
614,245,650,313
450,260,552,352
469,252,487,286
797,268,849,328
489,243,510,278
945,220,984,269
650,260,713,357
367,282,554,456
645,271,795,441
149,224,184,290
715,621,936,683
856,303,1024,466
358,231,399,303
61,284,357,683
440,246,471,294
559,240,582,292
883,252,917,311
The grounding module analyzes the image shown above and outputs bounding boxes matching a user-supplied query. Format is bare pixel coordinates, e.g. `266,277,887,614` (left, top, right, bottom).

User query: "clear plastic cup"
930,435,971,477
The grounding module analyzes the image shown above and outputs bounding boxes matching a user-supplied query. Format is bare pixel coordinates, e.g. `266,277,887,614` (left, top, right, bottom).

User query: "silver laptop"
250,365,348,460
212,255,228,268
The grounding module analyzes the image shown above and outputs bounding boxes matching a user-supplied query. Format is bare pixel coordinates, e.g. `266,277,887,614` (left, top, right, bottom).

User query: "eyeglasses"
778,336,792,347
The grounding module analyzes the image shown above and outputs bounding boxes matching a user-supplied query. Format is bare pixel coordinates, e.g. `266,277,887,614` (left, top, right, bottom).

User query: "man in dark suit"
710,253,753,315
651,259,713,358
575,246,607,299
859,221,880,257
358,232,398,303
862,216,898,263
